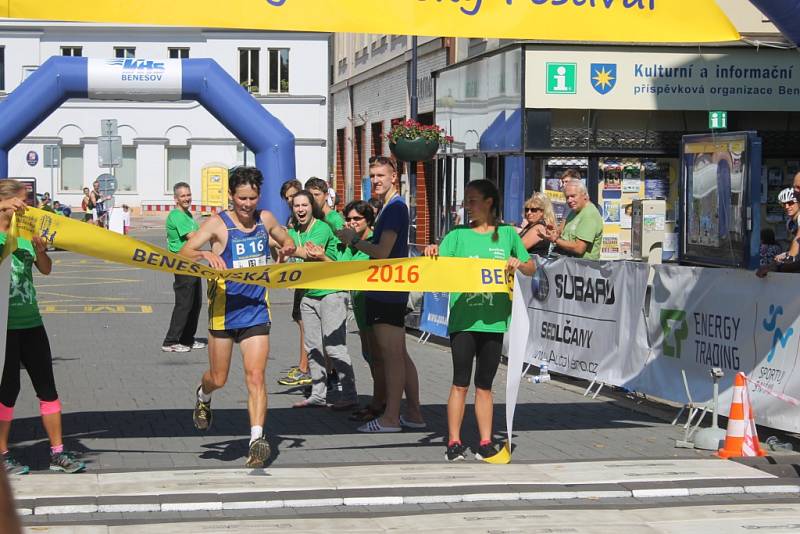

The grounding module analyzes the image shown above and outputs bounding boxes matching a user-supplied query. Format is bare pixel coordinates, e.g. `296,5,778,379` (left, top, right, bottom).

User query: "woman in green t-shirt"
313,200,384,423
424,179,535,463
287,191,358,410
0,180,85,475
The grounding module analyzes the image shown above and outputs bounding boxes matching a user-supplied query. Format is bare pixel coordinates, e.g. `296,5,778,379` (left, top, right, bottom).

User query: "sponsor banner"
88,58,182,101
508,256,650,385
419,292,450,338
7,1,738,43
10,208,511,294
526,48,800,112
635,264,800,433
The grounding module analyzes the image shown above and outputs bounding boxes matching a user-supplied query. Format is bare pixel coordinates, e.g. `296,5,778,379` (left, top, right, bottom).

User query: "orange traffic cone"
717,372,766,458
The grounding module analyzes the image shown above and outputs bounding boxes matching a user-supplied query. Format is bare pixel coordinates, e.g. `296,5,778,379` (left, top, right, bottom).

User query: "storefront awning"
0,0,740,43
748,0,800,47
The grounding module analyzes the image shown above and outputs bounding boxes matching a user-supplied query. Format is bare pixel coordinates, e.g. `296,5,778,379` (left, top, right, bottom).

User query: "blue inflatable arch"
0,56,295,221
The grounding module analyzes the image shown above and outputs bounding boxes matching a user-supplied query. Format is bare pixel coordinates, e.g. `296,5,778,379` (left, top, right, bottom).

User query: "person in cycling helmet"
757,187,800,277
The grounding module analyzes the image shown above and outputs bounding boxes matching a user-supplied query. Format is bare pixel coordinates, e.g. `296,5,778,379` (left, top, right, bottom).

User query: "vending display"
680,132,762,269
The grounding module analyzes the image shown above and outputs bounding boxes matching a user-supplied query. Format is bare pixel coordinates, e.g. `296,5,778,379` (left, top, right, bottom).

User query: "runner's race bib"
231,233,267,269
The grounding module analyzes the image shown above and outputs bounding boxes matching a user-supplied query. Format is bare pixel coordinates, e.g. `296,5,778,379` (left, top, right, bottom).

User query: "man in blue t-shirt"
336,156,424,434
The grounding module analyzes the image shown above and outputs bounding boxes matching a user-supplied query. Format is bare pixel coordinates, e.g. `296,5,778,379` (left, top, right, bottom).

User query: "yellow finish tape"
2,0,739,43
14,208,512,293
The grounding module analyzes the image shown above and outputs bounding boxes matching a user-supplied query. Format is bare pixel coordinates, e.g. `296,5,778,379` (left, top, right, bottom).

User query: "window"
166,147,190,192
114,47,135,58
0,47,4,91
61,47,82,57
60,146,83,192
268,48,289,94
169,48,189,59
237,145,256,166
116,146,137,192
239,49,259,93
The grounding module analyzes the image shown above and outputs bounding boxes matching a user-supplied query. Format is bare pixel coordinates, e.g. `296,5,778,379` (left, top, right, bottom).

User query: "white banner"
508,257,650,385
88,58,182,101
635,265,800,433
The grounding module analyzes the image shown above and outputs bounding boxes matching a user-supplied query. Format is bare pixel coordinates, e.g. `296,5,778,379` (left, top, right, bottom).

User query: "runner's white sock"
197,386,211,403
250,425,263,444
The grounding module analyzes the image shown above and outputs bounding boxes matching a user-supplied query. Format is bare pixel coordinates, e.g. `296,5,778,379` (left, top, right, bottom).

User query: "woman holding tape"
289,190,358,410
424,179,535,462
0,179,85,475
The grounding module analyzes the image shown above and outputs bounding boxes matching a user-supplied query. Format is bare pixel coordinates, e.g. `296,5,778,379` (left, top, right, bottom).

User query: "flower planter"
389,138,440,162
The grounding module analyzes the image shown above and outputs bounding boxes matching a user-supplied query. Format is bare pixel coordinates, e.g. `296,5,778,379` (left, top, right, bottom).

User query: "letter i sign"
546,63,576,94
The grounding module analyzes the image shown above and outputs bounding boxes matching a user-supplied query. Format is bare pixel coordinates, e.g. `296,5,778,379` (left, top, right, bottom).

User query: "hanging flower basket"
389,138,440,162
386,119,453,162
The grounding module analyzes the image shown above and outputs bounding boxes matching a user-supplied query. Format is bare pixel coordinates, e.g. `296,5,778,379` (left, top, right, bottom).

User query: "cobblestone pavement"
6,227,714,472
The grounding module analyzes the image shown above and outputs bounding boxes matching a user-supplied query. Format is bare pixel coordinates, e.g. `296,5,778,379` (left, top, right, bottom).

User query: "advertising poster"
601,235,620,258
644,161,670,199
620,202,633,229
619,240,631,259
603,200,620,223
622,165,641,193
603,167,622,191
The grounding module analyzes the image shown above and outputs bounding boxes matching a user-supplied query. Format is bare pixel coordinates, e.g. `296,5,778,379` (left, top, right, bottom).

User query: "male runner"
180,167,295,468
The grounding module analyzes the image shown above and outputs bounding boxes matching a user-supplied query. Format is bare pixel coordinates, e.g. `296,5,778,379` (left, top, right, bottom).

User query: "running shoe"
49,451,85,474
162,344,191,353
277,370,312,387
3,453,29,475
193,388,212,431
445,443,467,462
474,443,500,462
245,436,271,468
191,340,207,350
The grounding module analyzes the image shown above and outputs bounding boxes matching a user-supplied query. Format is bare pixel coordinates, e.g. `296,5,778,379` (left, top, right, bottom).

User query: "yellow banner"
1,0,739,43
13,208,512,293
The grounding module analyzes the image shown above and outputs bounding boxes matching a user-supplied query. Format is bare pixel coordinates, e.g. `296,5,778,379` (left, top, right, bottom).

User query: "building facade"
0,21,328,211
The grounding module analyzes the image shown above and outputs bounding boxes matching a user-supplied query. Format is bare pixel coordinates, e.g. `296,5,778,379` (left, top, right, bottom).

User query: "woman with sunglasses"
424,179,535,462
519,193,556,257
311,200,385,422
289,191,359,410
336,156,424,433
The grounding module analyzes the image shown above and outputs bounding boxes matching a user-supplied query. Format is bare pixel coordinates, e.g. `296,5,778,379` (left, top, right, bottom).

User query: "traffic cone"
717,372,766,458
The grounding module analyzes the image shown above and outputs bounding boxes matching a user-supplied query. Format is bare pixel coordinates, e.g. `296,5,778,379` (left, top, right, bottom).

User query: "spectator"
519,193,556,256
306,177,345,231
367,197,383,219
546,180,603,260
81,187,94,222
52,201,72,219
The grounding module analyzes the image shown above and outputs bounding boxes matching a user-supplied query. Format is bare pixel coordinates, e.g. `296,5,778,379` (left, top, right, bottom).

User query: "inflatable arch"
0,56,295,221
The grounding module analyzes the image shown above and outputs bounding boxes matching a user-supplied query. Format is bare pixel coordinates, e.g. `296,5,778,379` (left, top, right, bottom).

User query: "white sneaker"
191,340,207,350
162,344,191,353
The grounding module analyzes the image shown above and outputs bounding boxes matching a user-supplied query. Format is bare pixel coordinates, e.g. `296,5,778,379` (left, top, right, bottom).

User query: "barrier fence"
503,257,800,434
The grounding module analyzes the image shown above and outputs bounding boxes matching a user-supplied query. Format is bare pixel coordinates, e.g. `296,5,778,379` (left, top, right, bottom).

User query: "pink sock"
50,444,64,455
448,440,461,447
480,439,491,446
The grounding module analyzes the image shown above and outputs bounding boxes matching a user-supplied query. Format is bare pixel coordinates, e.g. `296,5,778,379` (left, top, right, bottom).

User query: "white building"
0,21,329,212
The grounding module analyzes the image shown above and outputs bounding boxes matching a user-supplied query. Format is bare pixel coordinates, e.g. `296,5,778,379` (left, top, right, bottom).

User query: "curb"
15,477,797,516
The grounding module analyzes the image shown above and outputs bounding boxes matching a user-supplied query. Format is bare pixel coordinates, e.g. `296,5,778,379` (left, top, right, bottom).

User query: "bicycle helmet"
778,188,796,204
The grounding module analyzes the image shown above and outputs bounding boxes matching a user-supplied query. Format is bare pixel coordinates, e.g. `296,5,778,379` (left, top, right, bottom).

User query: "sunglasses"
525,207,543,213
345,216,365,222
368,156,397,170
783,201,797,207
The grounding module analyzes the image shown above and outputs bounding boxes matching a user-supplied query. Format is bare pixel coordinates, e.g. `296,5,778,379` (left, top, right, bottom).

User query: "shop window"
166,146,190,193
169,48,190,59
116,146,137,192
60,146,83,192
239,48,260,93
61,47,82,57
268,48,289,93
114,47,135,58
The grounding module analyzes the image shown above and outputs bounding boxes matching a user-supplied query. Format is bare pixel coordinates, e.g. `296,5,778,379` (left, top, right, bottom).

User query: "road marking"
38,291,135,302
41,304,153,314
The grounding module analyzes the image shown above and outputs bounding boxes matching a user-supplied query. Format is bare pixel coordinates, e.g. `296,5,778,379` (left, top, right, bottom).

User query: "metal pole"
409,36,418,244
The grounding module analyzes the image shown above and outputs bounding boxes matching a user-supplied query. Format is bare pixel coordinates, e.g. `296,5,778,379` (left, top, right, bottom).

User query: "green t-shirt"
288,219,342,298
337,231,372,330
438,225,530,334
324,210,345,231
0,234,43,330
166,208,199,254
560,202,603,260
